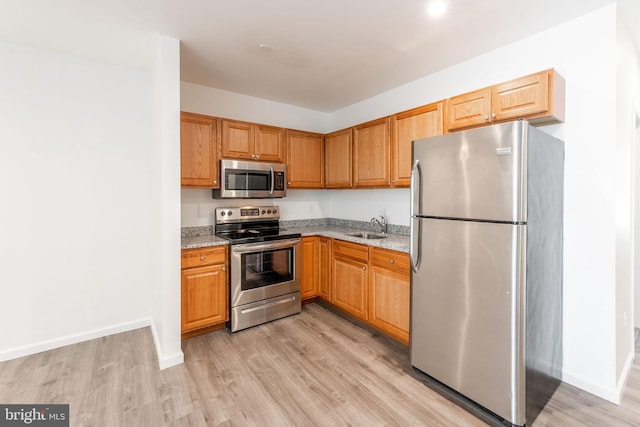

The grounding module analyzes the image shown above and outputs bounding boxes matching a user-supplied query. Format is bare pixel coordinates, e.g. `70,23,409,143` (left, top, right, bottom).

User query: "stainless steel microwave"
212,159,287,199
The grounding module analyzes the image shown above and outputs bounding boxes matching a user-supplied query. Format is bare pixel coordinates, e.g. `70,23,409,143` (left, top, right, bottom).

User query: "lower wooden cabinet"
301,236,410,345
368,247,410,345
318,237,332,301
181,246,228,336
331,240,369,321
300,236,320,299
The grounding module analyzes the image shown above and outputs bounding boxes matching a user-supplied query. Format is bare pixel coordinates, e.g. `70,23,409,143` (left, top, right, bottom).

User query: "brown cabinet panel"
301,237,319,299
181,263,228,333
180,112,219,188
318,237,332,301
286,130,324,188
391,103,443,187
492,69,565,124
369,263,410,345
325,128,353,188
332,254,368,320
353,117,391,187
181,246,228,335
221,119,254,160
445,88,492,132
255,125,285,162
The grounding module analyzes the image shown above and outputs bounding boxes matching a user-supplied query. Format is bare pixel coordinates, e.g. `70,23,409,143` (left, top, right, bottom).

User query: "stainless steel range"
215,206,301,332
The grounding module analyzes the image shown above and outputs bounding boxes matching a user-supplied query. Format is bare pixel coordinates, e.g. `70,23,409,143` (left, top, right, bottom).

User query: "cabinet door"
255,125,285,162
181,263,228,332
391,103,443,187
369,249,410,345
353,117,391,187
332,256,368,320
318,237,332,301
325,128,353,188
222,119,254,160
286,130,324,188
492,69,550,122
300,237,319,299
445,88,492,132
180,112,218,188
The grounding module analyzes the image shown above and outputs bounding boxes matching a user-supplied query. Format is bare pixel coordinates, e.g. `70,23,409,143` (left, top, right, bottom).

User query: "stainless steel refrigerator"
409,120,563,427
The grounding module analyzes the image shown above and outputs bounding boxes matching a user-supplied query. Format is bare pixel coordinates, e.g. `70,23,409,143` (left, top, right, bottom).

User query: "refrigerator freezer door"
410,217,526,425
412,120,527,223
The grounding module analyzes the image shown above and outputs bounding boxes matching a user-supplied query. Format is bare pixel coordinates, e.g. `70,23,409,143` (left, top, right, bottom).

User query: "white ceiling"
1,0,635,112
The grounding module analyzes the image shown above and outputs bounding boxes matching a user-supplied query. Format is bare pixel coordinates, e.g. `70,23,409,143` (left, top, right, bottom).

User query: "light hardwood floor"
0,303,638,426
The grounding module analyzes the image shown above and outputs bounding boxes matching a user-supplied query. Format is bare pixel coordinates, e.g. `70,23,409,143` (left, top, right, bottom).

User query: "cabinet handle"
483,114,489,121
200,256,206,261
222,266,226,271
213,180,217,185
389,259,395,264
491,112,496,119
392,180,396,184
385,179,389,184
288,182,291,185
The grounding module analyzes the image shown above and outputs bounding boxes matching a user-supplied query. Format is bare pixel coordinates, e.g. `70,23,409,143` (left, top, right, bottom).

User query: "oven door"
230,238,300,307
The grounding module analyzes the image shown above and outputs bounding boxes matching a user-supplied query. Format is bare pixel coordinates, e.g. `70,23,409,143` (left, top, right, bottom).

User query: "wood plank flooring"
0,303,638,426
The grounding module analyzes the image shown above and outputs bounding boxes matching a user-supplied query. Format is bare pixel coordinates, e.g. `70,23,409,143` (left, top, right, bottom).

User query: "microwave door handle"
269,166,275,195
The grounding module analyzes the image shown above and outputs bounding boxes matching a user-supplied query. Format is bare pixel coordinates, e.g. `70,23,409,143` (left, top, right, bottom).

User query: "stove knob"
220,211,225,216
267,209,272,214
227,210,233,216
272,209,278,214
261,209,266,215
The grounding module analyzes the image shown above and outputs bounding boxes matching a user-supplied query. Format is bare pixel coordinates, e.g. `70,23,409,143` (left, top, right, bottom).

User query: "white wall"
181,82,330,133
616,10,640,386
150,36,183,369
0,41,154,360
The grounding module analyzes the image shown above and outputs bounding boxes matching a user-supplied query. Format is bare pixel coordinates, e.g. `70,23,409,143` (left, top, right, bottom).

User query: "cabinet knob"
213,180,217,184
288,182,291,185
222,266,226,271
389,259,395,264
392,180,396,184
483,115,489,121
200,256,206,261
491,112,496,119
251,154,256,158
385,179,389,184
362,266,366,270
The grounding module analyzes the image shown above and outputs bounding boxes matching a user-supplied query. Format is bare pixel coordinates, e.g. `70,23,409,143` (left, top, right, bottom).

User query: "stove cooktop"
214,205,300,244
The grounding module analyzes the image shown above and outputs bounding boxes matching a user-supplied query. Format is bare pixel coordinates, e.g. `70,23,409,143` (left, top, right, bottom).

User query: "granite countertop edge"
181,223,409,253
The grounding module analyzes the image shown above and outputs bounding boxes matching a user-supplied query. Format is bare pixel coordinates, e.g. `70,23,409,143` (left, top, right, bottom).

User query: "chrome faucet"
371,215,388,234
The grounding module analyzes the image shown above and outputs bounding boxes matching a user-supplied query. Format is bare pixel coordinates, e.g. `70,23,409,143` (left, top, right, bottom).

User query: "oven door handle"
231,238,300,254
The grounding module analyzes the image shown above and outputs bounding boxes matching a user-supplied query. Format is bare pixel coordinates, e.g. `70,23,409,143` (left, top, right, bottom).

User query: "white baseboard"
0,318,151,363
150,321,184,370
561,368,621,404
615,347,635,402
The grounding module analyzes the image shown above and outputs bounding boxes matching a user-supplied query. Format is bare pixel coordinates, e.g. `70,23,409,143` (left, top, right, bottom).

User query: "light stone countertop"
181,219,410,253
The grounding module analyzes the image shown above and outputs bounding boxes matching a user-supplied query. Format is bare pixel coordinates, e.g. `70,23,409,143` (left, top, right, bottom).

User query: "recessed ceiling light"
426,0,447,18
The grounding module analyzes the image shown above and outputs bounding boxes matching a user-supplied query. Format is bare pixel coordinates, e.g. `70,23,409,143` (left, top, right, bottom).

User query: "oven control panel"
215,206,280,223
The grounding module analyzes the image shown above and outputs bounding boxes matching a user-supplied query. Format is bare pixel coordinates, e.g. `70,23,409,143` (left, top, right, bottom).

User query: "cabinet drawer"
370,247,410,274
181,246,226,269
333,239,368,262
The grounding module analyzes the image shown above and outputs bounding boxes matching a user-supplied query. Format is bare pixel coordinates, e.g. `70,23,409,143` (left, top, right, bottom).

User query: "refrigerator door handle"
410,160,421,272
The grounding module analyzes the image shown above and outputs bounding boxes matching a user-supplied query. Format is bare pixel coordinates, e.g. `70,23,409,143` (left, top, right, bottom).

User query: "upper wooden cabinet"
286,130,324,188
221,119,285,162
353,117,391,188
445,69,565,132
325,128,353,189
180,112,219,188
390,102,443,187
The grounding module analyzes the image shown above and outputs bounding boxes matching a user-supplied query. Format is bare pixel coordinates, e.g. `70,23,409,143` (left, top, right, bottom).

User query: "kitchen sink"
347,232,387,240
